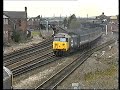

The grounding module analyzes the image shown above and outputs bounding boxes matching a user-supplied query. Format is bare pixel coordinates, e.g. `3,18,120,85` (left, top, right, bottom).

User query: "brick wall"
3,24,12,44
20,20,27,32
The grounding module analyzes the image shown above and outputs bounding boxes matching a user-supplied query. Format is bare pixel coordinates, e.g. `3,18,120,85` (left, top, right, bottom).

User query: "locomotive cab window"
60,38,66,42
54,37,59,41
66,38,68,42
54,37,68,42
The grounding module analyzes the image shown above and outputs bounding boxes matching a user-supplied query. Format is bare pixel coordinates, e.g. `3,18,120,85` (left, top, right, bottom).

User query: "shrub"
39,32,43,37
12,30,21,42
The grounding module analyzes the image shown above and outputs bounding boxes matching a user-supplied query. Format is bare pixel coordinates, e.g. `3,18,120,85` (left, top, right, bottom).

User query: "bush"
39,32,43,37
12,30,21,42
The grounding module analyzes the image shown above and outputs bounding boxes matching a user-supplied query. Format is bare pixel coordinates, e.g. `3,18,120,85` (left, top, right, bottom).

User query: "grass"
31,31,41,36
84,65,117,82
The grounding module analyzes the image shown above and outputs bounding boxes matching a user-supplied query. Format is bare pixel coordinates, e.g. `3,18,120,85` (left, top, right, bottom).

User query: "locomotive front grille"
53,41,69,51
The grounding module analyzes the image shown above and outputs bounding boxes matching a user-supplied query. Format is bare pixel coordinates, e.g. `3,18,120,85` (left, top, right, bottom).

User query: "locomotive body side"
80,27,102,46
67,32,80,51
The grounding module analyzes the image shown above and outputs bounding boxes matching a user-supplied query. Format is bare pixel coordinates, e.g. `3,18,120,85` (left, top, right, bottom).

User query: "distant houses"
96,12,118,32
108,15,118,32
27,16,64,30
3,6,64,45
3,7,27,44
4,8,118,45
96,12,110,23
109,15,118,24
27,15,41,30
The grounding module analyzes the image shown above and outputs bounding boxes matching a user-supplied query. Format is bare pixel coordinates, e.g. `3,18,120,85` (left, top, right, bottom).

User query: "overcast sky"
3,0,118,17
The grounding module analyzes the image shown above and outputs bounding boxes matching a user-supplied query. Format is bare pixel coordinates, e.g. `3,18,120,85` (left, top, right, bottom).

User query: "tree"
12,30,21,42
63,17,68,28
70,14,77,20
69,19,80,29
67,14,77,29
67,14,77,28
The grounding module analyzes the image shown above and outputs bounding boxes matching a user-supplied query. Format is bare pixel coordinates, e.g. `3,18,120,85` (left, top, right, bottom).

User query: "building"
96,12,110,23
27,15,41,30
108,15,118,32
3,14,10,44
110,16,118,24
3,7,27,44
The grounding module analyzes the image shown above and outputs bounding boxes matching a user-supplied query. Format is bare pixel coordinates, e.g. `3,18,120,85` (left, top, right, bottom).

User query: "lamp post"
45,20,48,32
106,24,107,35
46,20,48,32
104,19,108,35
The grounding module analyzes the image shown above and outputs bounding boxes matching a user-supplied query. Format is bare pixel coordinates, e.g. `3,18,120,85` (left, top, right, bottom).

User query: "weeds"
84,65,117,82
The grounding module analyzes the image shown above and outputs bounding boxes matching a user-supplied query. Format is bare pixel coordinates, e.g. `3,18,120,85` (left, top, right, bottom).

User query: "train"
3,66,13,89
52,23,103,56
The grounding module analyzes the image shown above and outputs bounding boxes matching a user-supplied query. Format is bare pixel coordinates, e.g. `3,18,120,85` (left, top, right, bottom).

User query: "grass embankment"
84,65,117,82
31,31,42,37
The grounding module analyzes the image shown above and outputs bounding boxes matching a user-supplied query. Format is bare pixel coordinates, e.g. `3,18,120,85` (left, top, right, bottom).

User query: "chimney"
25,7,27,32
25,7,27,13
102,12,104,15
25,7,27,19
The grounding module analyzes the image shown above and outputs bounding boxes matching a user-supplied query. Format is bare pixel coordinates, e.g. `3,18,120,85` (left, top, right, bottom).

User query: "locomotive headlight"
71,43,73,47
71,39,73,47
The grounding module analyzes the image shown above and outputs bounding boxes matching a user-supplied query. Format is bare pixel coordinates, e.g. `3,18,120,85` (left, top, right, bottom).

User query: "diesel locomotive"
53,24,103,56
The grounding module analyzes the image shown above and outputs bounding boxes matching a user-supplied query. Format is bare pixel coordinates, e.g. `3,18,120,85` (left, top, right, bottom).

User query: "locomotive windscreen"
54,37,68,42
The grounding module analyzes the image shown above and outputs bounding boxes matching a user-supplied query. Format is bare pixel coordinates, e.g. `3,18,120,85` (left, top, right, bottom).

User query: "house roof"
3,13,17,24
4,11,26,19
3,14,9,18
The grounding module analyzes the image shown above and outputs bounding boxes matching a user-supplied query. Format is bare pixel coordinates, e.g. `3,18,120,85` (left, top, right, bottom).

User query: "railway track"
35,39,115,89
7,47,52,70
11,48,81,77
4,45,52,66
3,27,66,64
3,37,53,65
4,27,68,77
3,37,53,61
12,52,62,77
11,46,84,77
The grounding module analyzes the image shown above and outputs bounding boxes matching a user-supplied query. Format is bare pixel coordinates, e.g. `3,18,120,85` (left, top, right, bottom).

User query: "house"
27,15,41,30
3,14,10,44
108,15,118,32
3,7,27,44
96,12,110,23
109,16,118,24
